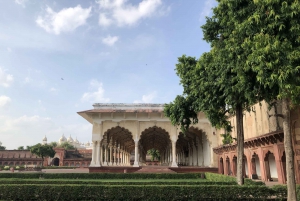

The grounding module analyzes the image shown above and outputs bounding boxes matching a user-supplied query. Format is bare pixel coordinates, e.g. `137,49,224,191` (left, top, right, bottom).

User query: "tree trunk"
236,104,244,185
282,98,297,201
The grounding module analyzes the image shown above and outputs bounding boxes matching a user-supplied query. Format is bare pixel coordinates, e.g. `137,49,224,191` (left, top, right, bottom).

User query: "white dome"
75,137,79,144
67,135,73,143
59,134,66,142
85,141,90,146
43,135,47,141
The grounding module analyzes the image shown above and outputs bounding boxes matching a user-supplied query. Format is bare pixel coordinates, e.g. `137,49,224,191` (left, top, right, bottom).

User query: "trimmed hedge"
0,179,237,185
205,172,265,186
0,173,204,179
0,184,288,201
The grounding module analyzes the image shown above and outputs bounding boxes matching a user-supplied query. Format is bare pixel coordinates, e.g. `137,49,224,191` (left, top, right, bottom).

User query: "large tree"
165,0,262,185
30,143,56,166
17,146,24,150
241,0,300,199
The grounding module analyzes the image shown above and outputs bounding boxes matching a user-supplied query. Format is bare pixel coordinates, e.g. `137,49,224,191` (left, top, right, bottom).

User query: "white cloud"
134,91,157,103
24,77,31,83
0,68,14,87
7,47,12,53
37,100,46,111
81,79,110,103
15,0,28,7
97,0,163,27
50,87,57,92
199,0,217,21
102,35,119,46
0,96,11,108
36,5,92,35
99,13,113,26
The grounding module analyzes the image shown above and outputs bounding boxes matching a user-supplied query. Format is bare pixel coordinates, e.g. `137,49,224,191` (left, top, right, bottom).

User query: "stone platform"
89,166,141,173
89,166,218,173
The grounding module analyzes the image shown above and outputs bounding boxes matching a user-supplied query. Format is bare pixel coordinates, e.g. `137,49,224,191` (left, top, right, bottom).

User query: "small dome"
43,135,47,141
67,135,73,143
85,141,90,146
59,134,66,142
75,137,79,144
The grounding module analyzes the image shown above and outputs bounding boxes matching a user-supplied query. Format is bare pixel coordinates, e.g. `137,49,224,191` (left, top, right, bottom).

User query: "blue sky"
0,0,217,149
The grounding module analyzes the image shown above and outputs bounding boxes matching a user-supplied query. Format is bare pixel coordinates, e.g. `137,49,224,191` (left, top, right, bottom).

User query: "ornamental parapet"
213,130,284,155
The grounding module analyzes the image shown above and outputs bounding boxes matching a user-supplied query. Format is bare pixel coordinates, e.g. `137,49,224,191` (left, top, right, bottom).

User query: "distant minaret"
42,135,47,145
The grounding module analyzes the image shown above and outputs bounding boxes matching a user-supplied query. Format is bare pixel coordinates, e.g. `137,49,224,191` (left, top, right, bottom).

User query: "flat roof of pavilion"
77,103,166,123
78,103,165,114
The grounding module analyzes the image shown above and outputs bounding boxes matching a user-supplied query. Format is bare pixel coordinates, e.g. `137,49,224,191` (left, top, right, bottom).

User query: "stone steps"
135,166,176,173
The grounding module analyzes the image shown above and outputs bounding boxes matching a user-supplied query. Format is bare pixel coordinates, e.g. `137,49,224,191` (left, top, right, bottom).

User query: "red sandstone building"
0,148,92,167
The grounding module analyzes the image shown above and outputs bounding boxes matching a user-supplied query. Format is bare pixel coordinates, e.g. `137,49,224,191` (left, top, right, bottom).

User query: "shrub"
205,172,265,186
0,184,288,201
0,179,237,186
0,173,204,179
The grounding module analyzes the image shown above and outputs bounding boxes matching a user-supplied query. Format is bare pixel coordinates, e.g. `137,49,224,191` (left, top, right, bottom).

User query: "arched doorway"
101,126,135,166
139,126,171,166
265,151,278,181
52,158,59,166
176,127,210,167
232,156,237,176
250,153,261,179
220,157,224,174
226,157,231,175
243,156,248,178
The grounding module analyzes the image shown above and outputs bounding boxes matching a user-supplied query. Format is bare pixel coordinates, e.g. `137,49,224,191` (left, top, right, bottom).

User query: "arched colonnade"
78,104,218,168
89,125,212,168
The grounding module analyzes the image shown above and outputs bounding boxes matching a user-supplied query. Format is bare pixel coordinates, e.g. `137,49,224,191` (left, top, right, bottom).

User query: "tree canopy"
165,0,299,199
165,0,263,185
17,146,24,150
30,143,55,166
241,1,300,199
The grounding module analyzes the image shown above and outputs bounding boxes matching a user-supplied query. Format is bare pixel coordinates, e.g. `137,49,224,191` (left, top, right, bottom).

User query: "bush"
205,173,265,186
0,184,288,201
0,173,205,179
0,179,237,186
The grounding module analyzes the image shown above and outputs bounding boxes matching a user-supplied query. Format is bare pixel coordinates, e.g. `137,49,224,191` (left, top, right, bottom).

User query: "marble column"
90,141,96,167
113,146,117,166
133,140,139,167
121,149,123,166
109,146,113,166
171,140,178,167
95,141,101,166
103,146,108,166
